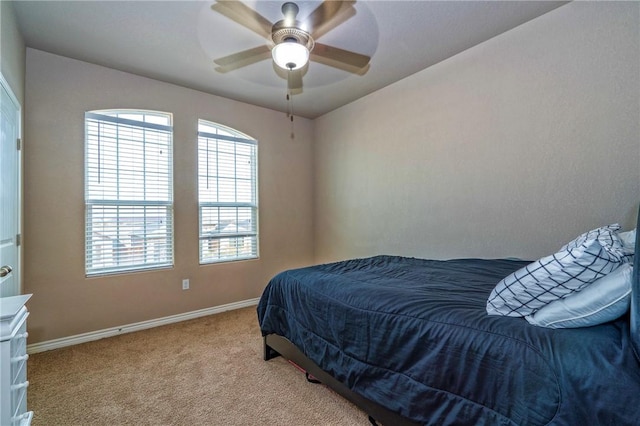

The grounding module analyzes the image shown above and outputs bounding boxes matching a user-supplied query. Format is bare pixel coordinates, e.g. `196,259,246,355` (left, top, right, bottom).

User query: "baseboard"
27,298,260,354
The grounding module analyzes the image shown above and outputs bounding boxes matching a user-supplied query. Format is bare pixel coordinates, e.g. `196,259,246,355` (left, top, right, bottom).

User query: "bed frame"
264,334,420,425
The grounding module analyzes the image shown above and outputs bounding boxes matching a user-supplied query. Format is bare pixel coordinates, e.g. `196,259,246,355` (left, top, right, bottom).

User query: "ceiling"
11,0,568,119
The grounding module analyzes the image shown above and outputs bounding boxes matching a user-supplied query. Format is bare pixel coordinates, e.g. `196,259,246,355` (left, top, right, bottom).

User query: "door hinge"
16,234,21,247
17,138,21,150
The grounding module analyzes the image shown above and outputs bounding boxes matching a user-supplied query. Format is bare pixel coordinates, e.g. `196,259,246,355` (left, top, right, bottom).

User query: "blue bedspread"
257,255,640,425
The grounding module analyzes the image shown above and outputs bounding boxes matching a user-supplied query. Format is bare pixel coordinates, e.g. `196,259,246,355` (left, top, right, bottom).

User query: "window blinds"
85,111,174,275
198,121,258,263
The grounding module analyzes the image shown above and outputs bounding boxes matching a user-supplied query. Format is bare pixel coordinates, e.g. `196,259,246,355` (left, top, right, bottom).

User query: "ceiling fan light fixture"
272,41,309,70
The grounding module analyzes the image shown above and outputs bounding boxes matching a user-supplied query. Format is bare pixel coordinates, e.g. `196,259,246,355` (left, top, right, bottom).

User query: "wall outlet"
182,279,190,290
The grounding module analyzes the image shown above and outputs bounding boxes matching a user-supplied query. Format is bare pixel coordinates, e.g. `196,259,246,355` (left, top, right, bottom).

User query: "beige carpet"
28,307,368,425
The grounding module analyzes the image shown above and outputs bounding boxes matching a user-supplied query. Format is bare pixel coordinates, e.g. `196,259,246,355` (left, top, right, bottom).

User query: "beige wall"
22,1,640,344
24,50,315,343
314,2,640,263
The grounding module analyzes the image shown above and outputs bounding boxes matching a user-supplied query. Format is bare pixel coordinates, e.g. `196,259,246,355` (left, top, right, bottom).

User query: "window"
85,110,173,276
198,120,258,263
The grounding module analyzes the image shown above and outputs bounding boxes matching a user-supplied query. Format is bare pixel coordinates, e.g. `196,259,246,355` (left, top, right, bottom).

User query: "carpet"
28,307,368,425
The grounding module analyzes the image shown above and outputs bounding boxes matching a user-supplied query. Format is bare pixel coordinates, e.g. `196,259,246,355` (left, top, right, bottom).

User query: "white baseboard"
27,298,260,354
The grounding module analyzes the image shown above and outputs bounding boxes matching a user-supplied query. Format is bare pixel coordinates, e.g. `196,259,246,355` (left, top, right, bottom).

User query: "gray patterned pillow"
487,225,625,317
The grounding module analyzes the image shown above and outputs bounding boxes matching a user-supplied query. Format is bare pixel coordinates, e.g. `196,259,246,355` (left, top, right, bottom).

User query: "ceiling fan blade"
310,42,370,74
211,1,273,39
306,1,356,40
303,1,353,35
214,45,272,73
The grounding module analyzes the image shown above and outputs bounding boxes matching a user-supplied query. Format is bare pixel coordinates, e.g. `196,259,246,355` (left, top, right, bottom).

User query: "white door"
0,75,21,298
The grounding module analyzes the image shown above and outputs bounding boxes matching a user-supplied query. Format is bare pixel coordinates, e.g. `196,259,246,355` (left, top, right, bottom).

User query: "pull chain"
287,67,295,139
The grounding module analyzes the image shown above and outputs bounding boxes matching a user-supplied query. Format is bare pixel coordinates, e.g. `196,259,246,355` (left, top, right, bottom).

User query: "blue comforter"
257,255,640,425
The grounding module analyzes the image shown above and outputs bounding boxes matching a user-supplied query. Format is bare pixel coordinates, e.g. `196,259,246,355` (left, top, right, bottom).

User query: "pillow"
525,263,632,328
618,229,636,263
619,229,636,248
559,224,625,256
487,225,625,317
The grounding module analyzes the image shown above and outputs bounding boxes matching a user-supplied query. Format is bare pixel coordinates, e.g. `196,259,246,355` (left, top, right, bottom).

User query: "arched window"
198,120,258,263
85,110,173,275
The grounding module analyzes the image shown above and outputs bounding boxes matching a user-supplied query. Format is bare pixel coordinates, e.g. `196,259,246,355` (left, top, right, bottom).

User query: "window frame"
84,109,174,276
197,120,259,264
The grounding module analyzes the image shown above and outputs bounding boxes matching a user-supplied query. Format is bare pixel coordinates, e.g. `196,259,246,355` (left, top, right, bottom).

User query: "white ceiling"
12,0,568,119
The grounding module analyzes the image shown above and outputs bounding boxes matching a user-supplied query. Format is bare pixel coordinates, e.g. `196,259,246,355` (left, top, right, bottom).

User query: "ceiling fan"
211,0,371,91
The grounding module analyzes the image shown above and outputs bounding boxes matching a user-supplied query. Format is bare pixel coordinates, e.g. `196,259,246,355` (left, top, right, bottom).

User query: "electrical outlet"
182,279,190,290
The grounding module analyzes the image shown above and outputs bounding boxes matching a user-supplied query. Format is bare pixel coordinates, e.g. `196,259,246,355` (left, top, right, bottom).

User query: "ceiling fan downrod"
281,2,299,22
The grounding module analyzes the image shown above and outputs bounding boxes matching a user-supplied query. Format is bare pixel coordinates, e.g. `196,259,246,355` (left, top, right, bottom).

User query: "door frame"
0,71,23,296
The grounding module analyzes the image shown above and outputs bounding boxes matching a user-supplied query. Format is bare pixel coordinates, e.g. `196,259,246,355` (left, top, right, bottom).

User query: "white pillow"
618,229,636,248
618,229,636,263
486,225,625,317
525,263,632,328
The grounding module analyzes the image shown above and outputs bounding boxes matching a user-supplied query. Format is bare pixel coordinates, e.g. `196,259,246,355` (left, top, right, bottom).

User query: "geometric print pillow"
486,225,625,317
559,224,625,258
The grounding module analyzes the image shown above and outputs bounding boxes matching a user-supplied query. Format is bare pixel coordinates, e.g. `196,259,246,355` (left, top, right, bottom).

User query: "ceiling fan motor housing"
271,24,314,53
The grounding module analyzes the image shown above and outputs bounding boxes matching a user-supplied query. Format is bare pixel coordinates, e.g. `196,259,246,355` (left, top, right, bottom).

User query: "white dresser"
0,294,33,426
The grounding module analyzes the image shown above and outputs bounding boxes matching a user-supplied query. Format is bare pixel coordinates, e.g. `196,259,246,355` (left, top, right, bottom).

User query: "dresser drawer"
12,411,33,426
10,314,28,359
11,379,29,421
11,353,28,385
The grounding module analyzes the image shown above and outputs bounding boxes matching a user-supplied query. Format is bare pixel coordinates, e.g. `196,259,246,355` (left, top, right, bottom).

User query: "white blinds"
85,111,173,275
198,121,258,263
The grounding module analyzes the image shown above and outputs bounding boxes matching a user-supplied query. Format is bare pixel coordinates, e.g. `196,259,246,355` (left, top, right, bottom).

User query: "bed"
257,211,640,425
